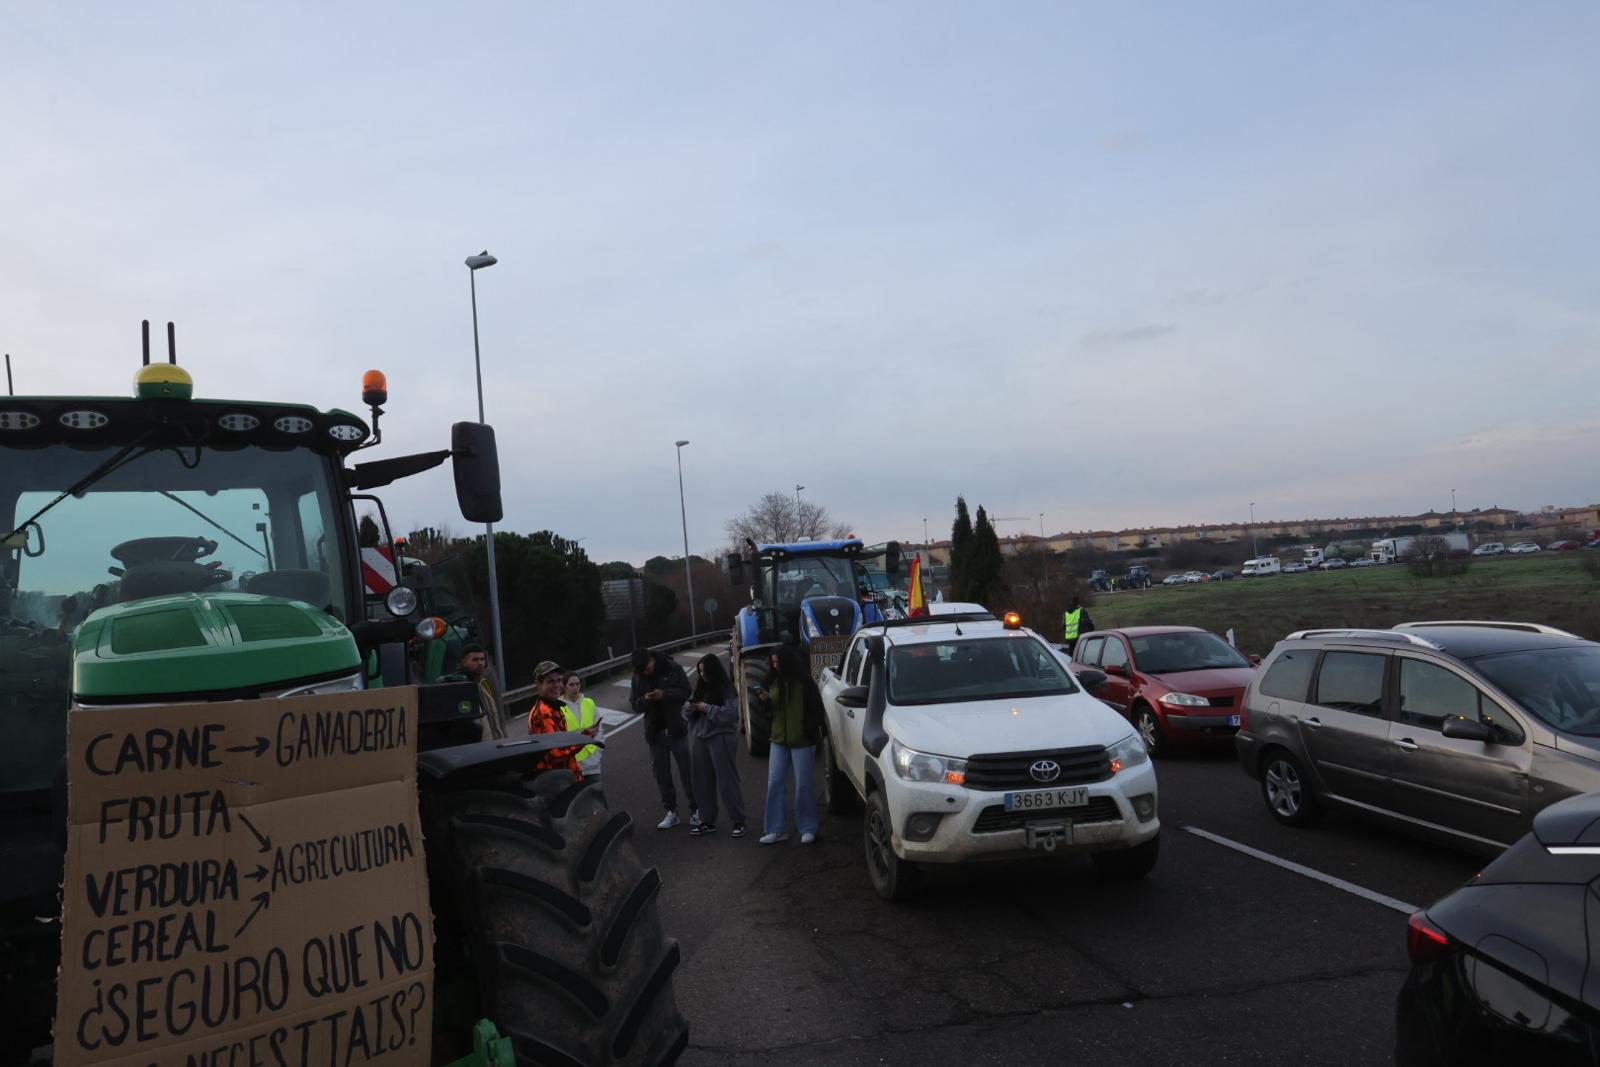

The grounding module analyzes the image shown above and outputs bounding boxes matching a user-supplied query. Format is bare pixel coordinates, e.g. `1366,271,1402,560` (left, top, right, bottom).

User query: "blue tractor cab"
727,537,901,756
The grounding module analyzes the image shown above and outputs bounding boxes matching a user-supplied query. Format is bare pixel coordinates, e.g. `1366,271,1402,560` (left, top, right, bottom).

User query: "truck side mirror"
451,422,503,524
885,541,902,579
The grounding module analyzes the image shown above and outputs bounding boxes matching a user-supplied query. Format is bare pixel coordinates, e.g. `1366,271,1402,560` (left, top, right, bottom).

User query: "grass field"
1089,554,1600,656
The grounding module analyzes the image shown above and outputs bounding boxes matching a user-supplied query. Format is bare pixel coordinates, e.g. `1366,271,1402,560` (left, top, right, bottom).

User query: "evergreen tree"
969,506,1007,606
950,496,974,600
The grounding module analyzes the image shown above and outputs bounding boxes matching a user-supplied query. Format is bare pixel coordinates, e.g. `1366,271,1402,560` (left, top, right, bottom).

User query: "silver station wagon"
1236,621,1600,852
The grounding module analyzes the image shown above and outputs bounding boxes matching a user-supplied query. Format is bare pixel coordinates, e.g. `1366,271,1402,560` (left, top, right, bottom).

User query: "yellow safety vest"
563,696,599,764
1063,607,1083,641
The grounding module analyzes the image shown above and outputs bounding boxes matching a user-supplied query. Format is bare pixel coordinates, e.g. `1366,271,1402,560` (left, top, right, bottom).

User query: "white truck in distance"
1369,532,1470,564
815,609,1161,900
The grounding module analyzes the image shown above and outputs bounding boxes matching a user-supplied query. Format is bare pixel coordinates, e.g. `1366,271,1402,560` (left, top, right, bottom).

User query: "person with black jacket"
755,645,826,845
630,648,699,830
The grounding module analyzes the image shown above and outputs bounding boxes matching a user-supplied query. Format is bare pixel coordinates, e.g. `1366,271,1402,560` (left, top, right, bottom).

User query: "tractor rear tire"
739,654,771,758
429,774,689,1066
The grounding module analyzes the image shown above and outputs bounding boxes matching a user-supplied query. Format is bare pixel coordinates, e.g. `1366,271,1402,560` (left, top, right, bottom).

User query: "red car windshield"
1130,632,1251,673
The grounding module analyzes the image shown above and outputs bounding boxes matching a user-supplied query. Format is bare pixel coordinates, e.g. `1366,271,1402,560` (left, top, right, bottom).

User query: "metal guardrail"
501,630,729,706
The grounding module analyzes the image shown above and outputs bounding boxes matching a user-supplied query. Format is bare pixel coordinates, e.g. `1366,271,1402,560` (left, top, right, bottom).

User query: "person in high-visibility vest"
562,672,604,791
1062,596,1096,653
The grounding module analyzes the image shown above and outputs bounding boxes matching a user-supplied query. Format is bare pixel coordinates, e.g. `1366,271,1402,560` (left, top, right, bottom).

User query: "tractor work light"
273,415,314,435
0,410,42,431
328,423,365,443
58,410,110,430
415,615,448,641
217,412,260,432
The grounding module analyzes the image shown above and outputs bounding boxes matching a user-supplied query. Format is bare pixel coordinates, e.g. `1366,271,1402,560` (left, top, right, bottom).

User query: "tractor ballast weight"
726,537,902,756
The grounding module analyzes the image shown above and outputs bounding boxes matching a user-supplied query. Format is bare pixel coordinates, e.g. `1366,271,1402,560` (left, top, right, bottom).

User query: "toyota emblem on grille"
1029,759,1061,783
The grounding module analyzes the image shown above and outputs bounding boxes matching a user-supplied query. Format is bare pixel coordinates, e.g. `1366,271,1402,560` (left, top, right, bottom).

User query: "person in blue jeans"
756,646,826,844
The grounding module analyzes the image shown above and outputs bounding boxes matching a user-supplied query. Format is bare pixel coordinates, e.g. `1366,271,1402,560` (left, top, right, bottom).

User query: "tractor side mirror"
451,422,503,524
726,553,744,583
885,541,902,579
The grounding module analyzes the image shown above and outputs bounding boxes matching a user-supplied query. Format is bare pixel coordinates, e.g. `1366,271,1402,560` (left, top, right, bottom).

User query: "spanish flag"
907,555,928,616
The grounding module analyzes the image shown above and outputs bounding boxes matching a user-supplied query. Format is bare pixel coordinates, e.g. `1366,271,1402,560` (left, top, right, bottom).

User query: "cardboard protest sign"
55,688,432,1067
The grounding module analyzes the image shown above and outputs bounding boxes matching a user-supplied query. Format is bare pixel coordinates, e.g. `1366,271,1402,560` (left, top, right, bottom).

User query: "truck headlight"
1159,692,1211,707
1108,734,1149,775
890,740,967,785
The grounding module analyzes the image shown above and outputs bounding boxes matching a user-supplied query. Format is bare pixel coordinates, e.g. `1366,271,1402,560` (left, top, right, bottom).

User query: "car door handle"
1304,717,1323,729
1393,737,1418,751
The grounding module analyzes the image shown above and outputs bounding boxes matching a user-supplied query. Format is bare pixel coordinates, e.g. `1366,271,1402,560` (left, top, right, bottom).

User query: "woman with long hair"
684,653,746,837
755,645,825,844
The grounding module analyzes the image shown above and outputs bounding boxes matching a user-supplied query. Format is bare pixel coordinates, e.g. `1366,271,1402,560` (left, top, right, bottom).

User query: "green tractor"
0,325,686,1064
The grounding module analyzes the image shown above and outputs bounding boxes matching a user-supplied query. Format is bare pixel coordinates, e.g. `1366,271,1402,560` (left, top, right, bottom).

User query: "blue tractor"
727,538,902,756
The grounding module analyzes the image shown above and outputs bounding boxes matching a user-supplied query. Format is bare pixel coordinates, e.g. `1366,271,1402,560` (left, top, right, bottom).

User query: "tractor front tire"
739,655,771,758
429,774,689,1066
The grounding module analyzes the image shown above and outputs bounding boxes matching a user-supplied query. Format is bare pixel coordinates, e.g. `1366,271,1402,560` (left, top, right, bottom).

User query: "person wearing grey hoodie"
683,653,746,837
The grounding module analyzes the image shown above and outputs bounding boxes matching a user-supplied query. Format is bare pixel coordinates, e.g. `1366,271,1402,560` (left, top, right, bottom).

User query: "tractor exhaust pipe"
142,320,150,366
167,321,177,364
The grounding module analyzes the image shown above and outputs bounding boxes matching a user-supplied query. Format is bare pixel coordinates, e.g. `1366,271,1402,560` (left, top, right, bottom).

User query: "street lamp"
676,440,696,636
923,517,929,544
464,251,507,692
794,484,805,538
1249,502,1257,557
1451,488,1459,529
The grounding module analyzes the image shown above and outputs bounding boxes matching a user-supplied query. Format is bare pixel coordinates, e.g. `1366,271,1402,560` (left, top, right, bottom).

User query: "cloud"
1080,324,1176,348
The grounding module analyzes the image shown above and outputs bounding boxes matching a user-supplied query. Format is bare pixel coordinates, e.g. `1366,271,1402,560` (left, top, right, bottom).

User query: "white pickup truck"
816,609,1161,899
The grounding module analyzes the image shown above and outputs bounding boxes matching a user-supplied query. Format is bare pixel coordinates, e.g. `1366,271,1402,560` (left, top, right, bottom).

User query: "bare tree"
725,491,851,545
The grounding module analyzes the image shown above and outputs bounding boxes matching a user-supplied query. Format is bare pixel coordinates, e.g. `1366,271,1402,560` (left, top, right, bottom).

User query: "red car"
1069,626,1258,757
1548,539,1581,551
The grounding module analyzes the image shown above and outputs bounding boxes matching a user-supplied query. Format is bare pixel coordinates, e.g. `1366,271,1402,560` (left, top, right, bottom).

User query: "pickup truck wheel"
863,791,917,901
429,775,689,1066
1134,705,1168,758
1091,835,1159,879
739,655,771,758
821,735,858,815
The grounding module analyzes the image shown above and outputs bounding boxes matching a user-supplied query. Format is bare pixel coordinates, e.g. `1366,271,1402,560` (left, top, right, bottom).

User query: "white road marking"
1181,826,1418,915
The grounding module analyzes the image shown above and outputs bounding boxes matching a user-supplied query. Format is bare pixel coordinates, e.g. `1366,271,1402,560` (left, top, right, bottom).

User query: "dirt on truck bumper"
883,762,1160,863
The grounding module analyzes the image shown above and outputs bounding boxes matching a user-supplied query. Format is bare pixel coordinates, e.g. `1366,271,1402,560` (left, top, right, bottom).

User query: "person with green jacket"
755,646,825,844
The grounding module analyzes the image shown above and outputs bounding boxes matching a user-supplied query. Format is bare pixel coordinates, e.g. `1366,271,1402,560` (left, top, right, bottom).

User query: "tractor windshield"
773,556,857,607
0,442,351,795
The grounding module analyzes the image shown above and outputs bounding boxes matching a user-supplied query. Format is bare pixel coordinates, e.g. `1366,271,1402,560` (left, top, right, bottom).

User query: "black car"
1210,569,1236,581
1395,792,1600,1065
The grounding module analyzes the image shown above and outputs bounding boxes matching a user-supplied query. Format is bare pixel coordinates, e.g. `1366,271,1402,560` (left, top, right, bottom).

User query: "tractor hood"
73,592,360,703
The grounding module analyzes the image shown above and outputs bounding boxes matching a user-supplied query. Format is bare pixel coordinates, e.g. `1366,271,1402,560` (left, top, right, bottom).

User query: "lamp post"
465,251,507,692
1451,488,1458,529
794,484,805,538
1249,502,1257,557
676,440,696,636
923,517,929,544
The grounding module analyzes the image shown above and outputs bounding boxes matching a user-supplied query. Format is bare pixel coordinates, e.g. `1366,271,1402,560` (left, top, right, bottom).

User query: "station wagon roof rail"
1393,620,1581,638
1283,628,1444,650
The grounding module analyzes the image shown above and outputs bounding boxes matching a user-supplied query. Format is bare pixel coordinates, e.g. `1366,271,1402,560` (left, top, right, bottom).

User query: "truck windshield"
888,636,1077,705
1,443,350,795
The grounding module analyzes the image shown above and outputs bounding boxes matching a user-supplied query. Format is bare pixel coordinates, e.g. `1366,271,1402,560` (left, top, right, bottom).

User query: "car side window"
1313,652,1387,716
1398,658,1481,731
1100,638,1129,670
1259,649,1316,701
1076,636,1104,666
842,638,866,685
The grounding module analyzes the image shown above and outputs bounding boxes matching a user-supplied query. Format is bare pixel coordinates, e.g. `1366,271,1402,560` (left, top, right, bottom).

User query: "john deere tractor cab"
726,537,900,756
0,324,685,1064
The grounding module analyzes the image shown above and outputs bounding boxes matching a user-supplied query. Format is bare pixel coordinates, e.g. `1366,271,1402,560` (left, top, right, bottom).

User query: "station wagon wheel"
1261,749,1321,827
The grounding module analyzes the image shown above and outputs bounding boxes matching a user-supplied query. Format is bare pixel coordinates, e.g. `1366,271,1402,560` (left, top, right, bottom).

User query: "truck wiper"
157,491,267,559
2,429,159,543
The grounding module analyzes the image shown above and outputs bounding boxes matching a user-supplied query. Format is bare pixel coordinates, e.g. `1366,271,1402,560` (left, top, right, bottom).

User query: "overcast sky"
5,3,1598,563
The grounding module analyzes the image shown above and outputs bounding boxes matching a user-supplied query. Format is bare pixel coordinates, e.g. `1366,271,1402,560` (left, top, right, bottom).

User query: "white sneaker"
689,811,703,828
800,832,816,845
758,832,790,845
656,811,680,830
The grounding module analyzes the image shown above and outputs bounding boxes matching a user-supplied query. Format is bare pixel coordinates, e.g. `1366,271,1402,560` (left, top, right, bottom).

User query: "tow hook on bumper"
1024,823,1071,851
